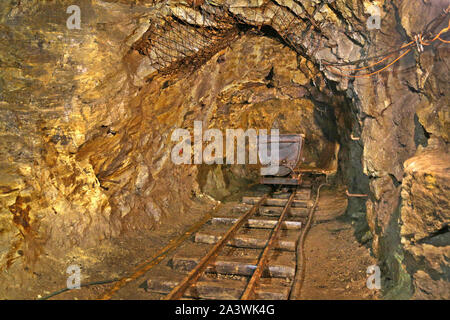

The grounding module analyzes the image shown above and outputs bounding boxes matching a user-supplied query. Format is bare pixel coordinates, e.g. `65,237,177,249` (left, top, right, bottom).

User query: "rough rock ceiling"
0,0,448,300
132,0,370,80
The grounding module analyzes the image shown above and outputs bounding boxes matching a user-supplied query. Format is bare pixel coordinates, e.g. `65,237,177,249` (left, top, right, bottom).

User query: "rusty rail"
165,194,269,300
98,207,218,300
289,182,328,299
241,191,295,300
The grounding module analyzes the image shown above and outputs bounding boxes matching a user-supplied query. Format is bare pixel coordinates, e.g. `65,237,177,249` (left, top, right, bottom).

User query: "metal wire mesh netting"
131,0,326,76
132,1,450,78
132,4,240,75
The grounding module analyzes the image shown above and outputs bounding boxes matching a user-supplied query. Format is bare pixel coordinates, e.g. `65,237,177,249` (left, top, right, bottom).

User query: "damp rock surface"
400,151,450,300
0,0,448,299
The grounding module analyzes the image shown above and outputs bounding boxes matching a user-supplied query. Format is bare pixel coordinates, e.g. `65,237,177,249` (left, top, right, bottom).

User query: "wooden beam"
243,196,312,208
164,194,268,300
171,254,296,278
241,192,296,300
210,217,302,230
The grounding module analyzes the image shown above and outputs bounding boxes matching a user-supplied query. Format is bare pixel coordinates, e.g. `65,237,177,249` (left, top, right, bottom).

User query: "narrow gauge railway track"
141,181,315,300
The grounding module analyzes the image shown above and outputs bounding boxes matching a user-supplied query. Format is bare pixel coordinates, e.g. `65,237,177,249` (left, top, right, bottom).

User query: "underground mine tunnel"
0,0,449,301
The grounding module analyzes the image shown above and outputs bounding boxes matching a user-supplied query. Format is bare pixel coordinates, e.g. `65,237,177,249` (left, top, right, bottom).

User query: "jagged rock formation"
0,0,448,298
400,151,449,299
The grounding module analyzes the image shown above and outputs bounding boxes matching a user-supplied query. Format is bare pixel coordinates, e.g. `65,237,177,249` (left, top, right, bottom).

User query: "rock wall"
0,0,448,298
400,151,449,299
0,0,214,286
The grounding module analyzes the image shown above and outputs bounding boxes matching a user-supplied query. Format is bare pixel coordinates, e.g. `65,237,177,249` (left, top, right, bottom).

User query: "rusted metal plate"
164,194,268,300
259,206,309,217
259,134,305,177
194,231,297,251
